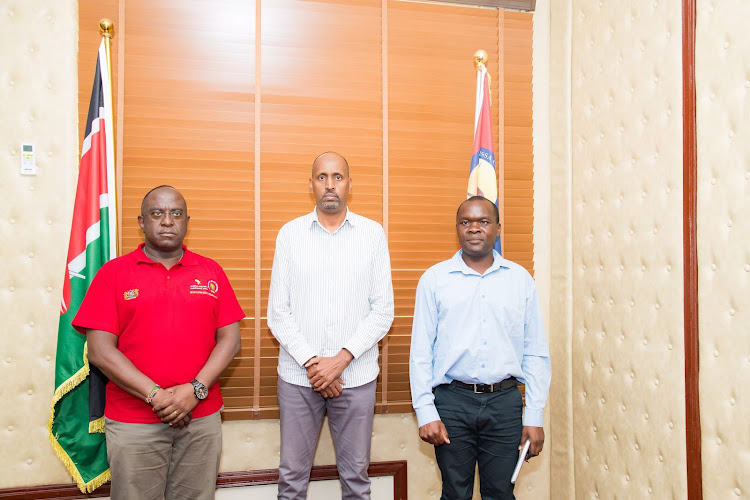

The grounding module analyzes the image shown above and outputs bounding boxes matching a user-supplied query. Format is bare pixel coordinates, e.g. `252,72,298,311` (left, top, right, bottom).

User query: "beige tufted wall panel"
0,0,82,488
696,1,750,497
569,1,687,498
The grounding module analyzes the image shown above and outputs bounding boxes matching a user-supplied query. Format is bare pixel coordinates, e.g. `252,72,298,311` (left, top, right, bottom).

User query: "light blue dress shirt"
409,250,551,428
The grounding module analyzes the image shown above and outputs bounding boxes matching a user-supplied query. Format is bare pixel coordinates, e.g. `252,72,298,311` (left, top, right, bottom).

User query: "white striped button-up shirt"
267,208,394,388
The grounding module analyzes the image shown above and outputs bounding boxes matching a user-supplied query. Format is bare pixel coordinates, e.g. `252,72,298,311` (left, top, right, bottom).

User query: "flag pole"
99,18,119,257
473,50,488,131
468,49,502,254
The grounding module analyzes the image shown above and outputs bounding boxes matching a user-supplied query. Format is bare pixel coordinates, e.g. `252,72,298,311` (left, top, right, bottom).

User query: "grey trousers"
105,412,222,500
277,378,377,500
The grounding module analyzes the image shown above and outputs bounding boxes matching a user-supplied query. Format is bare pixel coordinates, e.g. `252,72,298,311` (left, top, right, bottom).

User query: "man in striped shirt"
267,152,395,499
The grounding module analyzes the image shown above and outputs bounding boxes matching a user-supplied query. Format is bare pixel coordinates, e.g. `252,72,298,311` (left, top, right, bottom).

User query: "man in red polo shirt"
73,185,244,500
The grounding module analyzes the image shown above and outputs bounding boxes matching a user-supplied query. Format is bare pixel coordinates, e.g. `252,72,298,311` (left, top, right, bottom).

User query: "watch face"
192,380,208,400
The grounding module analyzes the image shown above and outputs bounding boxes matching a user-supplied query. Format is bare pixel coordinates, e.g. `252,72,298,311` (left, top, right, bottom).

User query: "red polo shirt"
73,244,245,423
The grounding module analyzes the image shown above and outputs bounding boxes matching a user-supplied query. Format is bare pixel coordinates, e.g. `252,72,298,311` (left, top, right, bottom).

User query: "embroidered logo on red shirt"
123,289,139,300
189,279,219,298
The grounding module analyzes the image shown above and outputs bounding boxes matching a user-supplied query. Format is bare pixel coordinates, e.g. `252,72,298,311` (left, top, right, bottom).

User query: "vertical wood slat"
681,0,701,498
380,0,390,412
253,0,262,418
497,9,505,249
116,2,125,253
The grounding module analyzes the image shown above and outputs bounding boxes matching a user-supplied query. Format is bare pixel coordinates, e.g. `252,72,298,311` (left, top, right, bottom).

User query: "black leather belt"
451,377,517,394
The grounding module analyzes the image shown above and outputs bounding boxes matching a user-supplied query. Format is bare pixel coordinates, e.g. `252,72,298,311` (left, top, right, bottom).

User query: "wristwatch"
191,379,208,400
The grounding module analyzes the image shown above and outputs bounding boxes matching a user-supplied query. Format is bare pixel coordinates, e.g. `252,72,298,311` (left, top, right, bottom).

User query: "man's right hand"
150,387,191,427
319,378,345,399
419,420,450,446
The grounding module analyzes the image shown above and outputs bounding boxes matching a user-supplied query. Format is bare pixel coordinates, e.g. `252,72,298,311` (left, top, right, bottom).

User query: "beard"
320,193,341,211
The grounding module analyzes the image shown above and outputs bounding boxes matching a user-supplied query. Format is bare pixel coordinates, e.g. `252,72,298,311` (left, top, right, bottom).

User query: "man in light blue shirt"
409,196,551,500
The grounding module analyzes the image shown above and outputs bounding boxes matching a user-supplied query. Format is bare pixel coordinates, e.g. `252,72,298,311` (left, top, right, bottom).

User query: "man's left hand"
305,349,353,391
521,425,545,458
154,383,200,426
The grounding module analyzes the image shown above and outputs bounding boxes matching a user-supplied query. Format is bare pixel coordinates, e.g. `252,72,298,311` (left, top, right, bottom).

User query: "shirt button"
483,341,487,345
482,364,486,368
481,294,486,298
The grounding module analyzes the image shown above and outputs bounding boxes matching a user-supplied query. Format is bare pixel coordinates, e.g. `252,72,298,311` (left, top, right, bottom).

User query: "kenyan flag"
48,38,117,493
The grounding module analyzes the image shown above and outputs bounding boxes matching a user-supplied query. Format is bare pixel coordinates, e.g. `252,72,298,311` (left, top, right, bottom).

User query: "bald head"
312,152,349,177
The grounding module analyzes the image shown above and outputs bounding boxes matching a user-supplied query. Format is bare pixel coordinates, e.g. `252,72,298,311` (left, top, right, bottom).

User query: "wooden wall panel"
502,11,535,273
117,0,256,417
258,0,383,417
386,0,501,412
77,0,534,420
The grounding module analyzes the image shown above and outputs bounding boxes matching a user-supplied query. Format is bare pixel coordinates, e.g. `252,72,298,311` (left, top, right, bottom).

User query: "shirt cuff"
522,407,544,427
415,405,441,428
342,339,367,360
291,346,318,368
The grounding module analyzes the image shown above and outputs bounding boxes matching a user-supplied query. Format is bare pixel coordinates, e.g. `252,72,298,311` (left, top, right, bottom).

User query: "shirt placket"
477,276,490,374
324,229,336,354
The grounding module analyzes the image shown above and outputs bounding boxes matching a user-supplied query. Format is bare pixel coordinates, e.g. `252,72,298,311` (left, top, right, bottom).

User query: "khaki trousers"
105,411,222,500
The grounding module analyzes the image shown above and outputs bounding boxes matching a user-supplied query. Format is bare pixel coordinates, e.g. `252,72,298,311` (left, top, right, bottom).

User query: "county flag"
48,38,116,493
467,61,502,254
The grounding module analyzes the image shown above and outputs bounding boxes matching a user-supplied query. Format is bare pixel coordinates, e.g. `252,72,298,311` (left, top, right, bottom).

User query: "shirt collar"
133,243,198,267
447,249,510,276
309,207,354,232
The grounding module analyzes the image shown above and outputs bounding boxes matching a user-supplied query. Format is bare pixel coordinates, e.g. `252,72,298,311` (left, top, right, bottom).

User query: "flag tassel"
48,343,111,493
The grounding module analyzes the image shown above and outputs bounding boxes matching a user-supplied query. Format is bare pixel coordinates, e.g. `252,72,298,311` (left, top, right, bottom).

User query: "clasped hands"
305,350,353,399
150,383,199,428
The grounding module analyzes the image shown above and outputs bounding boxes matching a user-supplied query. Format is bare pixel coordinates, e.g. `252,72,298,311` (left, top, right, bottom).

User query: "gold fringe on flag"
47,342,111,493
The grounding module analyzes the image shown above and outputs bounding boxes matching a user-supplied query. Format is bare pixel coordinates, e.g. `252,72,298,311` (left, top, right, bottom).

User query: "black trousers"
433,382,523,500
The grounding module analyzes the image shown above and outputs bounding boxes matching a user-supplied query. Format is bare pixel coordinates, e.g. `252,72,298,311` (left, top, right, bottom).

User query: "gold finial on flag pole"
99,18,114,38
473,49,488,70
98,18,119,256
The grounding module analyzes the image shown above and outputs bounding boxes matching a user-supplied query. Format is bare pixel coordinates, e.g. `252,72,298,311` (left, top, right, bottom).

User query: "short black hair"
312,151,349,176
140,185,182,214
457,195,500,224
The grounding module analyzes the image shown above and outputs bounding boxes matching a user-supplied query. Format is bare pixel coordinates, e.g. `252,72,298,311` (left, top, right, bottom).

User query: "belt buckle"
473,384,494,393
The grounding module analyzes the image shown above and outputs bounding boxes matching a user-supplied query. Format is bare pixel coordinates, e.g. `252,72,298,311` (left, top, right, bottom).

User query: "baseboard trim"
0,460,408,499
